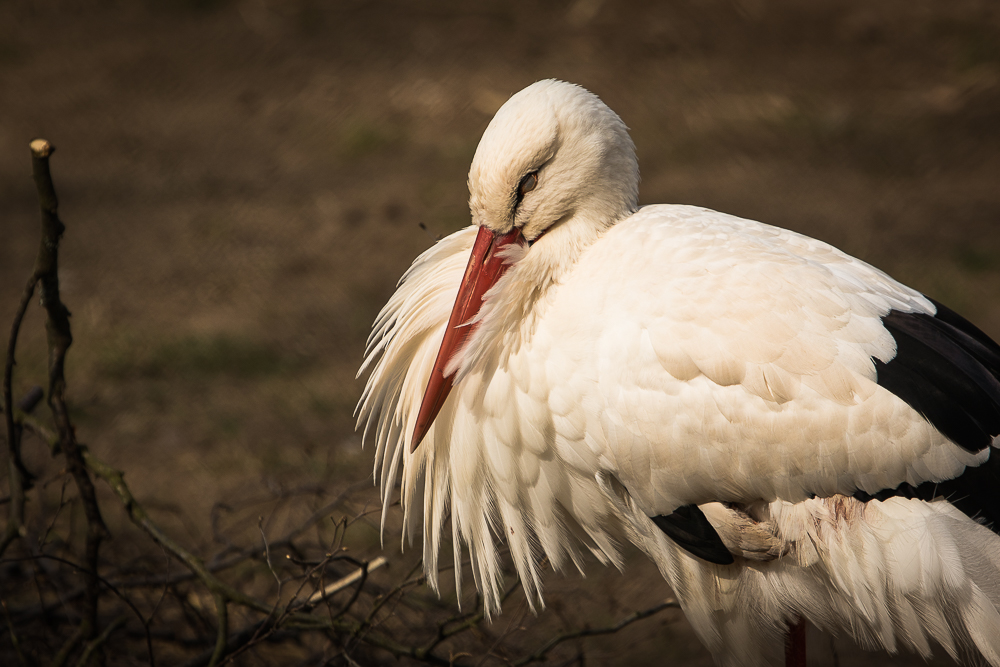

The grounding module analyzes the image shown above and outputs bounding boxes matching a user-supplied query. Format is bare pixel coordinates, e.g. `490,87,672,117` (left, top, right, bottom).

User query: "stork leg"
785,617,807,667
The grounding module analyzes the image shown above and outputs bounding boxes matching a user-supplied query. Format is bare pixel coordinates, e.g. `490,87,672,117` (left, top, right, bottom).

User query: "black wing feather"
652,505,734,565
928,297,1000,378
865,300,1000,531
876,308,1000,453
854,450,1000,531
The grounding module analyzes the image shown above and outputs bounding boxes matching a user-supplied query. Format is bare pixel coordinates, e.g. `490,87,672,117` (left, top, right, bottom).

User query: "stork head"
469,79,639,242
411,80,639,451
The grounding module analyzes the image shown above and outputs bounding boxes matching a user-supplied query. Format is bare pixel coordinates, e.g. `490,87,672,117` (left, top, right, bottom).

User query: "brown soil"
1,0,999,665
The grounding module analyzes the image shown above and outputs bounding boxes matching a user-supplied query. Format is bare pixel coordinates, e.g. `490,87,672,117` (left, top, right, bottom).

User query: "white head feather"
451,80,644,385
469,79,639,243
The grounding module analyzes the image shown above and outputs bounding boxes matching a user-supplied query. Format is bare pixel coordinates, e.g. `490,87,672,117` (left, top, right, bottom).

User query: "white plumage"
357,79,1000,666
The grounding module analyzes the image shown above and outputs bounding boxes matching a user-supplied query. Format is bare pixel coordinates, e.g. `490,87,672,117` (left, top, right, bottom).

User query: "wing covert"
552,205,990,515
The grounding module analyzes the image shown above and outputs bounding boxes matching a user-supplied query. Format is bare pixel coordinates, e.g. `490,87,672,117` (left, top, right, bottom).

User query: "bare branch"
308,556,387,605
73,616,126,667
1,551,154,664
49,625,86,667
27,139,110,653
1,262,39,557
510,598,680,667
81,450,274,617
0,596,30,667
208,593,228,667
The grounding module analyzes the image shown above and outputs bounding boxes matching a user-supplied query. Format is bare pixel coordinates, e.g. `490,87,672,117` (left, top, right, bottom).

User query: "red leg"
785,617,807,667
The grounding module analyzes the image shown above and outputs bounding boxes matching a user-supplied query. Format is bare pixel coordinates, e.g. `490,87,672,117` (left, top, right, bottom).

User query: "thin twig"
225,519,288,664
37,476,71,550
14,410,57,451
354,560,425,641
419,582,522,661
510,598,680,667
1,552,154,665
16,386,44,414
205,482,366,572
74,615,126,667
50,625,86,667
81,450,273,616
208,593,228,667
0,386,45,550
258,518,282,591
179,617,279,667
308,556,387,604
0,595,30,667
1,271,38,557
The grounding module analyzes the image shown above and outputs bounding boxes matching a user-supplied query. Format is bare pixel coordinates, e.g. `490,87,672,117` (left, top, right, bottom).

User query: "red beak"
411,225,524,451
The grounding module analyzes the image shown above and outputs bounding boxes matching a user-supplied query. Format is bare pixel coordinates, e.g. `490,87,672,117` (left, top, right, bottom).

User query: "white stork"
357,79,1000,666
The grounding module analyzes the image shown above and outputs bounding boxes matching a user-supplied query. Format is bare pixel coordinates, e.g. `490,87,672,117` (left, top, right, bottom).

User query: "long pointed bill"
411,225,524,451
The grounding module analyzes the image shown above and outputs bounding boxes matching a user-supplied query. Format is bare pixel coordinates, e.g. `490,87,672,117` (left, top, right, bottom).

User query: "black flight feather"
853,447,1000,531
928,297,1000,379
875,308,1000,453
652,505,735,565
863,299,1000,532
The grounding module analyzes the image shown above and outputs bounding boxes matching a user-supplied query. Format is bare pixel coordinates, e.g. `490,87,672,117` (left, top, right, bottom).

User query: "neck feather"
448,210,618,383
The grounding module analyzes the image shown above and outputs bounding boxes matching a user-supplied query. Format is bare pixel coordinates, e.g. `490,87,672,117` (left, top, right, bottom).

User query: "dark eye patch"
518,171,538,198
512,169,541,221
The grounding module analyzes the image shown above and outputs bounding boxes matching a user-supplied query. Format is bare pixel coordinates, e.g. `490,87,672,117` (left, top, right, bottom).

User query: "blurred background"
1,0,998,664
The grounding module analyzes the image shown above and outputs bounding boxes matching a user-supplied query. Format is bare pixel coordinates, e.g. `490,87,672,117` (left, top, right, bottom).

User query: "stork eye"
518,171,539,198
